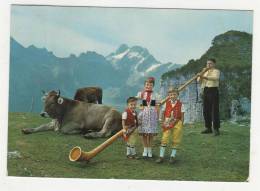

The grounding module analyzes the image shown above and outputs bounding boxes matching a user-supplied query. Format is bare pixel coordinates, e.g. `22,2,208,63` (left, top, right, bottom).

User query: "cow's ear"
41,90,46,95
41,96,46,102
57,97,64,105
57,90,61,97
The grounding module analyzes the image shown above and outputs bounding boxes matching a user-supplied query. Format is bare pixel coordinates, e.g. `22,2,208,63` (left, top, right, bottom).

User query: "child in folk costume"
137,77,159,158
122,97,139,159
156,87,185,164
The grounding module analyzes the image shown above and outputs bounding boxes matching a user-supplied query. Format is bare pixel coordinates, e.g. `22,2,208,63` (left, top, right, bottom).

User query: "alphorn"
69,130,124,162
159,67,210,105
69,67,210,162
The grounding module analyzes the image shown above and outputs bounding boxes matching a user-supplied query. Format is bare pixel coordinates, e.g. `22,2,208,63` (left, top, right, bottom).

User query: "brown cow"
22,90,122,138
74,87,102,104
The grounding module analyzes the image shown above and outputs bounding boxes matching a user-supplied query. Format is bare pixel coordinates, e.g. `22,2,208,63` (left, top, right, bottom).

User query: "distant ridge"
9,38,180,112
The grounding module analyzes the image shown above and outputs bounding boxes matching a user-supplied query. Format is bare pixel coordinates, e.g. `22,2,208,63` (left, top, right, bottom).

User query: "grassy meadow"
7,112,250,181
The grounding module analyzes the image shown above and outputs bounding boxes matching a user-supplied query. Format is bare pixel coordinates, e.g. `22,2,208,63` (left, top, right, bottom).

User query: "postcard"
0,0,259,191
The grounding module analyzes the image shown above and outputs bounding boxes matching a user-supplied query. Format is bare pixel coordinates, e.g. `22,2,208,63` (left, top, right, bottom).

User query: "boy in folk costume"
156,87,185,164
137,77,159,158
122,97,139,159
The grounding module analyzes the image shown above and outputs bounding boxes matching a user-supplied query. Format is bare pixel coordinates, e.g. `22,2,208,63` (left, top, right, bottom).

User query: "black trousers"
203,87,220,130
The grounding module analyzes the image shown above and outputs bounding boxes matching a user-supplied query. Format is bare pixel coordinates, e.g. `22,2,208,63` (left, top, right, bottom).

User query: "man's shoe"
169,157,176,164
213,129,220,136
156,157,164,163
201,128,212,134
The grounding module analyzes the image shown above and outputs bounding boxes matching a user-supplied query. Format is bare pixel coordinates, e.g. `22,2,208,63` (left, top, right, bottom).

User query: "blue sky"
11,5,253,65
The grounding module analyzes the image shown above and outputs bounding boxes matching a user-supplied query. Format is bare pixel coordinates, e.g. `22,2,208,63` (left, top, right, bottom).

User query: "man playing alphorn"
197,58,221,136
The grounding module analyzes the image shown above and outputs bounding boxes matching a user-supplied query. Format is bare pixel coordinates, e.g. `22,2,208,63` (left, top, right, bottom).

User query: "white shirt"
122,112,128,120
197,68,220,88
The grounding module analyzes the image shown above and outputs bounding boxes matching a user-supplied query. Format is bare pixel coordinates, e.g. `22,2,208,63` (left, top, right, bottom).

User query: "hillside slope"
161,30,252,120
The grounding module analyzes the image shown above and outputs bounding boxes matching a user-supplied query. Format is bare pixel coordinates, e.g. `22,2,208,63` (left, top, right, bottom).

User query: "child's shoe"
169,157,176,164
127,155,133,159
156,157,164,163
132,155,140,160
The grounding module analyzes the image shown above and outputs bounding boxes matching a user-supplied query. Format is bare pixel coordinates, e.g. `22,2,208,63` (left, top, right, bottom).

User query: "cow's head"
41,90,65,119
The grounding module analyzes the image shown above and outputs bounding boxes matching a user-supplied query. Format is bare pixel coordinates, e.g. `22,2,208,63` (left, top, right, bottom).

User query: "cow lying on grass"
22,90,122,138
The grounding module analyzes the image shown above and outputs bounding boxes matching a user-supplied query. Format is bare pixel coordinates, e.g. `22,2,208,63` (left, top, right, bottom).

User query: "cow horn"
57,90,61,97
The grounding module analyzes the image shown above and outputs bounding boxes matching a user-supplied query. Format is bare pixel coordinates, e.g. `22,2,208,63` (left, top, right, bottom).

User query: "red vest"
162,100,182,131
164,99,182,120
124,108,138,127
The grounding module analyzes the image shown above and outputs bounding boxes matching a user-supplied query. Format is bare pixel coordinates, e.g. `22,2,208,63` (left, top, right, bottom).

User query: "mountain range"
9,38,180,112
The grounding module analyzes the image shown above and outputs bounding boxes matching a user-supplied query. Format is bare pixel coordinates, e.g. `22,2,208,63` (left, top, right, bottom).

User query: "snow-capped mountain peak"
111,49,130,60
106,44,181,87
106,44,159,71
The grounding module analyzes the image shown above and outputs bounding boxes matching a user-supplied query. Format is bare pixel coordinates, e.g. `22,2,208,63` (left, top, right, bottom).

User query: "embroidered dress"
137,91,158,135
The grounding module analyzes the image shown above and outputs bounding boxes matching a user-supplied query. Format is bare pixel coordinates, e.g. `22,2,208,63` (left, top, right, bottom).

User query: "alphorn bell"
69,67,210,162
69,130,124,162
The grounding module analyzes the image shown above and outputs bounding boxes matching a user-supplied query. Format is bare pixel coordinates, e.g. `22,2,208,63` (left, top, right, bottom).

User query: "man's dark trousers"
203,87,220,130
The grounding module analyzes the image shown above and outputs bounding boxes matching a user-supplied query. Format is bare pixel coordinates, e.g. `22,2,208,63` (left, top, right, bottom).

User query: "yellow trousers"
127,129,138,147
161,120,183,149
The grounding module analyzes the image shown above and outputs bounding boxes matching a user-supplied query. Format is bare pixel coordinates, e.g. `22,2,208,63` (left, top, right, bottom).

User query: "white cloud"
11,11,116,57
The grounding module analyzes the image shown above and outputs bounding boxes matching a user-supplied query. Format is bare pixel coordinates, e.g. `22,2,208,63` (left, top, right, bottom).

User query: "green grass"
7,112,250,181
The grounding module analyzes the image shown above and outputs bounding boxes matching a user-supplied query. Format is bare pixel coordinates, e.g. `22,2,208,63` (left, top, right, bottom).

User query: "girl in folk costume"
137,77,159,158
122,97,139,159
156,87,185,164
